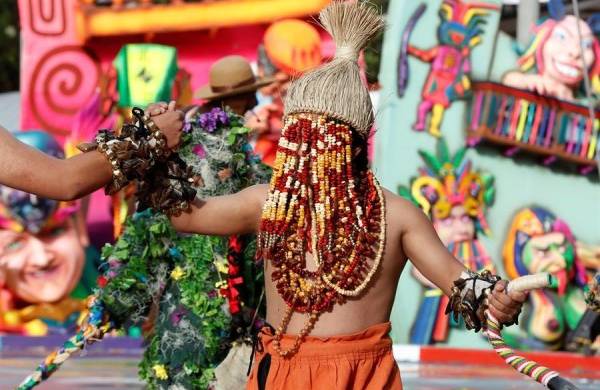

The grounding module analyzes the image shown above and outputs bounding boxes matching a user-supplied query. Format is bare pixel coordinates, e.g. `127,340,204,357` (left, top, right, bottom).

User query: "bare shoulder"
382,187,428,233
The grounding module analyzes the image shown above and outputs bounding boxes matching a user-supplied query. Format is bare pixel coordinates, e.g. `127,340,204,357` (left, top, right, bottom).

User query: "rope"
16,296,114,390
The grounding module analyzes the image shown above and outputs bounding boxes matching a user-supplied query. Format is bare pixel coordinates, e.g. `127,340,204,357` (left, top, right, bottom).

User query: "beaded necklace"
257,113,386,357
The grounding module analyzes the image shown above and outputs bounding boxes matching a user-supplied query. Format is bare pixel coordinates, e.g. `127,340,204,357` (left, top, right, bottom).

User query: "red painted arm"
407,45,438,62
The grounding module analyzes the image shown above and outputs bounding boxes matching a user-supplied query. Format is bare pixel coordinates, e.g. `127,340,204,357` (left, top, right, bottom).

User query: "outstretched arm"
0,126,111,200
399,197,466,296
171,184,267,236
0,108,183,201
407,45,438,62
396,196,525,323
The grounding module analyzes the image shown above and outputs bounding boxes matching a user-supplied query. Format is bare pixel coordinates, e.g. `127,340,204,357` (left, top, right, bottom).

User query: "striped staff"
16,296,115,390
485,273,580,390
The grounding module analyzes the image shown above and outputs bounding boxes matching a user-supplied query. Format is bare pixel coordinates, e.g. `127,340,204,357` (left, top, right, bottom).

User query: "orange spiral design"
29,46,100,136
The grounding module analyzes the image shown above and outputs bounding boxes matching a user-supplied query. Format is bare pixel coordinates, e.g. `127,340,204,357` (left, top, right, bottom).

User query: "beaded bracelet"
445,269,501,332
78,107,195,216
140,111,170,161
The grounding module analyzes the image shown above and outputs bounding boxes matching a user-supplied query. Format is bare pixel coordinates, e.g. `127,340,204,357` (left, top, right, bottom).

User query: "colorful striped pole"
485,273,579,390
16,296,114,390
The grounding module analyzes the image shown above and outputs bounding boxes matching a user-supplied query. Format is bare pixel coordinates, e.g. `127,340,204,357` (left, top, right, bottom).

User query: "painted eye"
553,28,567,41
50,227,65,237
5,239,24,252
582,39,593,50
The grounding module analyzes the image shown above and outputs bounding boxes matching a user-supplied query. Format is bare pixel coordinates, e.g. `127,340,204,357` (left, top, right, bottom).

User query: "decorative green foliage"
98,108,271,389
452,147,468,170
436,138,450,165
418,150,443,174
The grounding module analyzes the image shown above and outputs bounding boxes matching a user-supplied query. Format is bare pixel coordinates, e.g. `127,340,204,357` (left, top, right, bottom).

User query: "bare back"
256,187,411,336
172,183,466,337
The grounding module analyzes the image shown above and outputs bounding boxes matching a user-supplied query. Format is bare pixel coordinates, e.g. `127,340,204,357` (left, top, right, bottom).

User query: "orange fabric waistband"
258,322,393,361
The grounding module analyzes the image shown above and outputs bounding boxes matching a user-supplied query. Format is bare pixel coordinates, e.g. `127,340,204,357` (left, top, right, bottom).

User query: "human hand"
523,75,574,101
487,280,527,326
146,101,174,117
245,104,276,134
152,107,184,149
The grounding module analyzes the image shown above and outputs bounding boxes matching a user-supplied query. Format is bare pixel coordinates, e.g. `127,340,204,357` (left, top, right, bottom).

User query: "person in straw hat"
157,2,527,388
194,55,276,117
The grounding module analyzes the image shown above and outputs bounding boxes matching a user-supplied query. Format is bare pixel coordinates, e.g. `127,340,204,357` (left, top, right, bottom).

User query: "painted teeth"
555,61,580,78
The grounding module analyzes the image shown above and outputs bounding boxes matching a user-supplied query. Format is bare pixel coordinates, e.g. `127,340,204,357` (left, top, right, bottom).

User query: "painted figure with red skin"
400,1,499,137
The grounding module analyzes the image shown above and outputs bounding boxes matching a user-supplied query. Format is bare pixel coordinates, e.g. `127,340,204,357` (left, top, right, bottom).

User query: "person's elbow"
57,174,93,201
170,214,191,233
58,187,84,201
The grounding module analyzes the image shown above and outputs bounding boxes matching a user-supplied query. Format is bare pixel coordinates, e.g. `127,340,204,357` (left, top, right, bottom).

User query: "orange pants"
247,322,402,390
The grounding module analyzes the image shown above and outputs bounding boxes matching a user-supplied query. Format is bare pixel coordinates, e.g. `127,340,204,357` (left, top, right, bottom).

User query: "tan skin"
146,103,524,335
0,101,184,201
171,182,526,336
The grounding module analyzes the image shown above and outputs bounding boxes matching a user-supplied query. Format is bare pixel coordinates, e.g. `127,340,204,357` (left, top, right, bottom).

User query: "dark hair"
351,129,370,172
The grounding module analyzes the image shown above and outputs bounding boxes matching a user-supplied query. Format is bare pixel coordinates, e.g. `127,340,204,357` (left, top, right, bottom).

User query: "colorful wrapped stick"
17,296,114,390
485,273,579,390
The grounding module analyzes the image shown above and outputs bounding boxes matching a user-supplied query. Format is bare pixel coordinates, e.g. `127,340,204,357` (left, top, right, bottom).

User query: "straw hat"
284,1,384,138
195,55,275,100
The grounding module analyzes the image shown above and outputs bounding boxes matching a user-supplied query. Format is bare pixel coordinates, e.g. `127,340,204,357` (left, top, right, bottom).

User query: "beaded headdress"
0,131,77,234
399,139,494,235
257,1,385,357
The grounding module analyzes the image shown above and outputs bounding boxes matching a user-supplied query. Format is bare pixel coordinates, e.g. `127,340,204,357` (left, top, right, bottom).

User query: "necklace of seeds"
257,114,387,357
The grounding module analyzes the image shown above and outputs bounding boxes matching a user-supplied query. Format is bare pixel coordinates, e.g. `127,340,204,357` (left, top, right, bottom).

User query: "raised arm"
407,45,438,62
398,197,466,296
396,195,526,324
171,184,267,236
0,109,182,201
0,126,111,200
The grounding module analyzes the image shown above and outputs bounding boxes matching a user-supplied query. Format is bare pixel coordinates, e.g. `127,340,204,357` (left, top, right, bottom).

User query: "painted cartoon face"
432,204,475,246
542,16,595,87
0,218,85,304
522,232,574,274
439,22,468,47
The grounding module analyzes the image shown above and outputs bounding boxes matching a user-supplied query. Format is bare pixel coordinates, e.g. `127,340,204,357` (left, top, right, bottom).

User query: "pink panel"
19,0,100,140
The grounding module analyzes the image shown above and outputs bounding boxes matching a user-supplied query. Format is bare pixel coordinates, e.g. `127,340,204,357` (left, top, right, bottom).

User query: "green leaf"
452,147,468,169
436,138,450,164
484,187,496,205
418,150,442,174
481,172,494,188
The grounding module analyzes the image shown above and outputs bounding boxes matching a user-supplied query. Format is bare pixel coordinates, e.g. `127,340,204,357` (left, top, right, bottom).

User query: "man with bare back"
158,3,526,389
